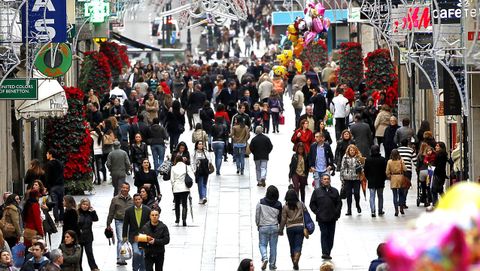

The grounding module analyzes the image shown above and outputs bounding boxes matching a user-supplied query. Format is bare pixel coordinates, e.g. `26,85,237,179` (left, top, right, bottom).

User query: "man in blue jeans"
106,183,133,265
309,174,342,260
308,132,335,188
255,186,282,270
148,118,169,172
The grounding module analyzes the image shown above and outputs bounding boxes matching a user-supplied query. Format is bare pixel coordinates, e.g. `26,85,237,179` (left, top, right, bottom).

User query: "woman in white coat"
191,141,212,204
171,155,194,226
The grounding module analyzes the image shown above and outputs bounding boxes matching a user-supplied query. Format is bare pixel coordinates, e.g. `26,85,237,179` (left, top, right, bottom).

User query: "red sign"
468,32,480,41
393,7,431,32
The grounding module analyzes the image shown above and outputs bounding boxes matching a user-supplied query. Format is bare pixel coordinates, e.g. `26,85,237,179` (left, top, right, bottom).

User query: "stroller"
416,167,433,207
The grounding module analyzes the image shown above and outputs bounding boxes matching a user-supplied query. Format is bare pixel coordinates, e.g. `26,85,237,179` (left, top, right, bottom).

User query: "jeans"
294,108,302,127
369,188,384,213
392,188,405,209
112,175,127,196
81,242,98,269
132,241,145,271
258,225,278,267
212,142,225,174
313,171,327,189
93,154,103,184
334,117,347,141
173,192,188,222
286,226,304,256
145,252,164,271
254,160,268,182
169,132,181,153
196,174,208,200
151,144,166,171
344,179,360,211
50,185,64,222
115,220,124,261
233,144,246,172
319,222,336,256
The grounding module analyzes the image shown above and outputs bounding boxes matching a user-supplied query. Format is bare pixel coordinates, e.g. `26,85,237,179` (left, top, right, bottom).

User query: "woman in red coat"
23,190,44,248
291,119,315,154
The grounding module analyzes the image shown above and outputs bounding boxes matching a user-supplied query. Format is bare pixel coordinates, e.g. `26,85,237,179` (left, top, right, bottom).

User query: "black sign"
431,0,465,24
443,66,463,115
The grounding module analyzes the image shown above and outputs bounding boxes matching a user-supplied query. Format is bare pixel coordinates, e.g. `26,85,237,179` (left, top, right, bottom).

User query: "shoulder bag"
184,164,193,188
302,204,315,238
204,151,215,174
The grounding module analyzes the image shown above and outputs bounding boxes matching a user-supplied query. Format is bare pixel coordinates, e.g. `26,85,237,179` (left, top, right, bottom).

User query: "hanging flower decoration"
338,42,364,91
78,51,112,95
99,41,130,81
44,87,93,194
364,48,399,107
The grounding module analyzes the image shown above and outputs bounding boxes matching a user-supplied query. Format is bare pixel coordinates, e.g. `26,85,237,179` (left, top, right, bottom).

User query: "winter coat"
231,125,250,144
289,153,309,178
310,93,327,120
59,243,81,271
383,125,399,158
134,170,160,195
309,185,342,223
374,110,391,137
279,201,306,232
170,162,194,193
78,209,98,244
291,129,314,154
364,154,387,189
147,124,168,145
107,194,133,225
20,256,49,271
2,204,21,239
62,208,79,238
106,148,130,177
340,156,363,181
211,123,229,142
187,91,207,114
192,130,208,145
130,142,148,165
145,99,159,124
249,134,273,161
386,159,407,189
308,142,335,170
200,107,215,134
334,139,355,170
165,111,185,134
23,201,44,247
350,121,373,158
255,198,282,227
139,221,170,256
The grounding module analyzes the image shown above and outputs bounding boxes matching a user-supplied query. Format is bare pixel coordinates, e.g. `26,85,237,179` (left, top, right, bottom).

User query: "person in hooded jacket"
255,186,282,271
364,145,387,217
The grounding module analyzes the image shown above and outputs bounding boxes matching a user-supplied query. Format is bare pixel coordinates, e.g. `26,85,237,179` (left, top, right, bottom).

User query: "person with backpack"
191,141,212,205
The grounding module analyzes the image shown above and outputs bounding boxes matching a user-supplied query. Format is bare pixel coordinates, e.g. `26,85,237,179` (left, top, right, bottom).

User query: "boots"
293,252,301,270
400,205,405,215
182,206,188,226
394,206,399,216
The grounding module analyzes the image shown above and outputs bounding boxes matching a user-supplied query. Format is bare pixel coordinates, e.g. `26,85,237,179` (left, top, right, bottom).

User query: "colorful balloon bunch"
303,1,331,45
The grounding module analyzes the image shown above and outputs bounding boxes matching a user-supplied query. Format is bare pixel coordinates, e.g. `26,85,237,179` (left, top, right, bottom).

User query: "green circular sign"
35,43,73,77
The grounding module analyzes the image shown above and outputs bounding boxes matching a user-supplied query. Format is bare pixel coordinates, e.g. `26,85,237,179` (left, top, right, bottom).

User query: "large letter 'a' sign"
22,0,67,43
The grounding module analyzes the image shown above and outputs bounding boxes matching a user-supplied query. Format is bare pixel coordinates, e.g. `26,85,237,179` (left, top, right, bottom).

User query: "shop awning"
272,10,348,26
111,32,161,51
15,79,68,120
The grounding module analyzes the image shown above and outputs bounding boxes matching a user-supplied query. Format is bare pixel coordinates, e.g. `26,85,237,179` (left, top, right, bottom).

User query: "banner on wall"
22,0,67,43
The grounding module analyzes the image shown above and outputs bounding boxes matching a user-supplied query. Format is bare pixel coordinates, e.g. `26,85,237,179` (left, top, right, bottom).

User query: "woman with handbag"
1,194,21,248
23,190,44,248
386,149,408,216
279,189,307,270
77,198,100,271
255,186,282,271
291,119,314,154
59,230,81,271
288,143,309,203
171,155,194,226
340,144,364,216
191,141,212,205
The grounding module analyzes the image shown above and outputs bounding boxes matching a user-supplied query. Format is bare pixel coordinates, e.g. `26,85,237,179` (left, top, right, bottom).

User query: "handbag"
184,164,193,188
208,162,215,174
302,204,315,238
158,160,172,176
340,183,347,199
246,143,251,155
0,215,16,238
279,114,285,125
402,170,412,189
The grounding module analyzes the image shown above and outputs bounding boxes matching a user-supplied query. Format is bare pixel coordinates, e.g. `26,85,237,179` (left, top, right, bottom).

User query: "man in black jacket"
123,90,140,122
249,126,273,187
310,88,327,132
308,132,335,188
148,118,169,172
45,149,64,224
123,194,151,271
216,80,239,106
309,174,342,260
139,208,170,271
187,83,207,127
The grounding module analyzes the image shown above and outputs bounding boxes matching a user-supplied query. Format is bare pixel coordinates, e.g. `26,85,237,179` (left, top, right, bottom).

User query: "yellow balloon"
283,50,293,61
273,65,288,78
437,182,480,211
295,59,303,73
287,24,297,34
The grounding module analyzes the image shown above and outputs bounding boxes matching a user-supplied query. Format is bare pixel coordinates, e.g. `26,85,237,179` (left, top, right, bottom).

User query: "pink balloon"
315,3,326,17
304,31,316,45
312,18,324,33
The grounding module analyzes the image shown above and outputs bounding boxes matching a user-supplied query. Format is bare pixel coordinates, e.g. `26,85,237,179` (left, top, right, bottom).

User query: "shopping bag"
12,242,26,267
120,241,132,261
279,114,285,125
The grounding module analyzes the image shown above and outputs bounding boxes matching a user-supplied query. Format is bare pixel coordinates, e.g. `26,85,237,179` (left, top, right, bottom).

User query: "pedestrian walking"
191,141,212,204
199,101,215,151
122,194,151,271
1,194,22,248
90,126,104,184
334,130,355,172
106,183,133,266
267,93,283,134
398,138,417,209
134,158,160,197
58,230,81,271
308,132,335,189
330,86,350,141
130,133,148,173
211,117,229,175
77,198,99,271
192,123,208,146
139,208,170,271
279,189,307,270
147,118,169,172
255,186,281,271
310,88,327,130
291,85,304,126
106,141,131,196
374,105,391,148
288,143,309,203
394,118,415,146
383,116,399,162
62,196,79,240
350,114,373,158
309,174,342,260
45,149,65,225
364,145,387,217
432,142,448,206
249,126,273,187
165,100,186,153
171,155,194,226
291,119,314,154
340,144,364,216
231,119,250,175
385,149,407,216
23,190,44,248
317,121,333,144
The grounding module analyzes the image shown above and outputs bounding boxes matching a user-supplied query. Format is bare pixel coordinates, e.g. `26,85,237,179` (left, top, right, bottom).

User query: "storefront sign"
22,0,67,43
84,0,110,23
34,43,72,77
0,79,38,100
431,0,475,24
